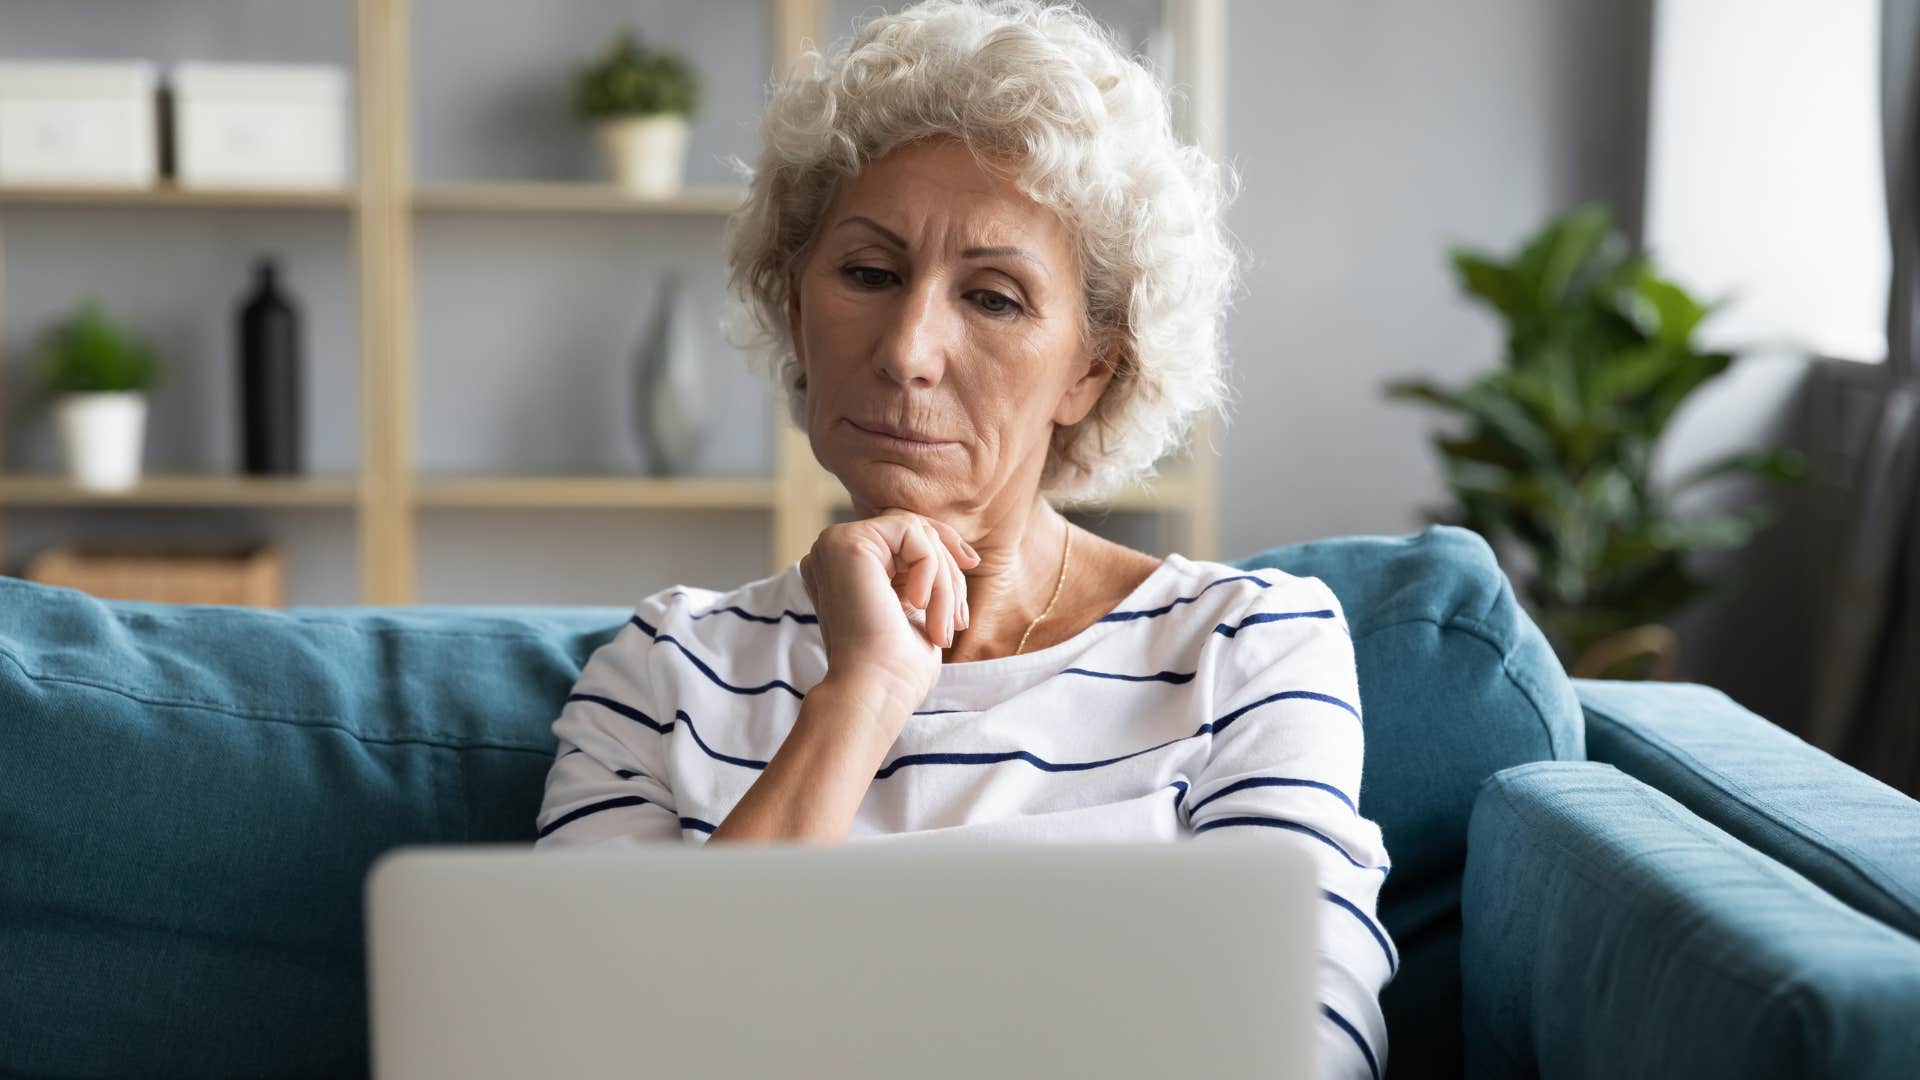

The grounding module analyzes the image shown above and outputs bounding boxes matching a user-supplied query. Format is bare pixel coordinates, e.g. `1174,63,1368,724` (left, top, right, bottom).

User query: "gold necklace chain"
1013,518,1073,656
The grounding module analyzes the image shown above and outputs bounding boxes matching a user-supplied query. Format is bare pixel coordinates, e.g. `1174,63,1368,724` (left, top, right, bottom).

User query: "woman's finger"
924,516,980,568
942,530,965,636
868,510,961,646
896,517,940,614
913,516,970,633
923,520,955,647
948,533,969,631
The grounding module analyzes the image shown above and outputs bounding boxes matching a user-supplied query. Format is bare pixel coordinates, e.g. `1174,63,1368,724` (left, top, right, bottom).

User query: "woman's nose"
872,279,952,387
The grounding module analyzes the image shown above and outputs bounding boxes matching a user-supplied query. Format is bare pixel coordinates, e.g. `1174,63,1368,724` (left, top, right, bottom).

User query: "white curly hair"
721,0,1242,502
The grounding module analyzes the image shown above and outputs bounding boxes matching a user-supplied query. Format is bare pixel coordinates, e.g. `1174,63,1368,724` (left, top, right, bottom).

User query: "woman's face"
786,137,1112,520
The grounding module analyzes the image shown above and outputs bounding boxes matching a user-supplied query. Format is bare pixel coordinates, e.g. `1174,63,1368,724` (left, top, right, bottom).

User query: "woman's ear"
786,271,810,391
1051,343,1118,427
786,271,804,365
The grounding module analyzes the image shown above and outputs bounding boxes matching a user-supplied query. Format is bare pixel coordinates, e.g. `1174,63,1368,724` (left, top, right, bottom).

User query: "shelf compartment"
0,182,355,209
412,182,746,216
412,474,776,510
0,473,360,507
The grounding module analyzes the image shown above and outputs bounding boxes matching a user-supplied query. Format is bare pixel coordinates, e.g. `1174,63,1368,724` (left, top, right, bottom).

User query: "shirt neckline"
919,551,1192,692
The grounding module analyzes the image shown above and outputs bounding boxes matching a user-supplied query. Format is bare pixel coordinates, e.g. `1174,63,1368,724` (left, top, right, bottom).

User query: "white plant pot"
54,391,147,492
597,114,689,197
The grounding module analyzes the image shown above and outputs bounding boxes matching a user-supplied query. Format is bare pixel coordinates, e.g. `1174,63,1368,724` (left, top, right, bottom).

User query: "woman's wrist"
809,667,919,748
707,671,909,844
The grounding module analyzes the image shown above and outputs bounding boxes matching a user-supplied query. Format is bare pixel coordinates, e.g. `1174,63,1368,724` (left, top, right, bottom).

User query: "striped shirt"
536,552,1394,1080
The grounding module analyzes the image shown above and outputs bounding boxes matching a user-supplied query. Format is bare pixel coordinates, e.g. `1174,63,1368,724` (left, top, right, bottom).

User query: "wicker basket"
24,544,285,607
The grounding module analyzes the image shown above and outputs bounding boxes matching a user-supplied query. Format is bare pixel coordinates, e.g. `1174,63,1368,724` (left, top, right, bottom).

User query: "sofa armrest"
1462,762,1920,1080
1576,678,1920,939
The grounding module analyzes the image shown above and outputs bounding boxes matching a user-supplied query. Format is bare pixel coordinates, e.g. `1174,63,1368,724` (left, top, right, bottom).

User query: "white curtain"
1806,0,1920,797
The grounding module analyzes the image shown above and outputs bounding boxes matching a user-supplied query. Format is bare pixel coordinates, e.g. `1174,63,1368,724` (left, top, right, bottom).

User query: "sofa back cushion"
1236,525,1583,1079
0,580,625,1077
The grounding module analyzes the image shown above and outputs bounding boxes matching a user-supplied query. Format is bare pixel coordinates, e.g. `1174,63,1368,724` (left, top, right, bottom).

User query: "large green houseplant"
1386,204,1806,678
572,29,704,197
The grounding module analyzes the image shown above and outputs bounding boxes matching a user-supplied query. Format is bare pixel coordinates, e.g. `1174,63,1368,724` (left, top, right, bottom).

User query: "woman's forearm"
707,672,907,844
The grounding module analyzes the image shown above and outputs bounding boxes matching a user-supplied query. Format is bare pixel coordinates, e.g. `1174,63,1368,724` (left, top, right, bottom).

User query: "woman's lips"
844,418,955,451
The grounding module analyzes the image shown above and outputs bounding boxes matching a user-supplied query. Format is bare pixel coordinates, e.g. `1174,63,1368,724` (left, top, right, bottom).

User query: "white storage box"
0,60,159,187
172,62,349,189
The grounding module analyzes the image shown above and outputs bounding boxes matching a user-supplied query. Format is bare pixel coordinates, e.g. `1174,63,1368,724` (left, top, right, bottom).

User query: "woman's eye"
845,266,895,288
972,291,1023,317
841,266,1022,318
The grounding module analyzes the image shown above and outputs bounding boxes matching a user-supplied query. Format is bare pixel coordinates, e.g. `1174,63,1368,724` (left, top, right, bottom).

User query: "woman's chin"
832,460,946,516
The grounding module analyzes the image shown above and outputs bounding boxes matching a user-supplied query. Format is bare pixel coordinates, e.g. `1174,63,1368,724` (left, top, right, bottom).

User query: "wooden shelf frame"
0,181,354,209
0,473,360,507
413,181,746,215
0,0,1226,603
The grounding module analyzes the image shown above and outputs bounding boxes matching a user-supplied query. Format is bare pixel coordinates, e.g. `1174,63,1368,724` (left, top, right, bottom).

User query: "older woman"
536,2,1392,1076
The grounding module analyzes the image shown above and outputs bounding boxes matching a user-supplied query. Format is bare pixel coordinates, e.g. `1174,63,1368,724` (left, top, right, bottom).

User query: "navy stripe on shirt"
564,693,771,769
1188,775,1358,817
1216,688,1361,729
1098,574,1272,622
628,626,1356,724
670,590,820,626
662,573,1281,631
631,615,808,699
636,595,1342,709
1323,889,1398,974
1321,1002,1382,1080
1061,667,1196,684
568,690,1362,785
538,794,658,839
1191,815,1391,871
1213,609,1337,637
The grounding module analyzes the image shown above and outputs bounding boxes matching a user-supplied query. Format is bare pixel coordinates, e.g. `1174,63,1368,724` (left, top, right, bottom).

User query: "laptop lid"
365,839,1318,1079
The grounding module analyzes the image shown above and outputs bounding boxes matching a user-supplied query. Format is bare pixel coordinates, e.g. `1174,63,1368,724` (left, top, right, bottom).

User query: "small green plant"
1385,204,1806,674
36,299,162,397
572,29,703,121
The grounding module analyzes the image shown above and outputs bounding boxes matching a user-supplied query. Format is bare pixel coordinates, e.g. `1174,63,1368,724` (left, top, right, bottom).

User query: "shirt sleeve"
1185,574,1394,1080
534,605,684,848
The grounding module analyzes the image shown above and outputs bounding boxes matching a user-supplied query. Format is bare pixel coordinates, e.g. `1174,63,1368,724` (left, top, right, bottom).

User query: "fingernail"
963,541,979,560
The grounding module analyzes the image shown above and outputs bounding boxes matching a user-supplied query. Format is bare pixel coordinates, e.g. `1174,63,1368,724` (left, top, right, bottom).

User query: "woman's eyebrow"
836,215,1049,284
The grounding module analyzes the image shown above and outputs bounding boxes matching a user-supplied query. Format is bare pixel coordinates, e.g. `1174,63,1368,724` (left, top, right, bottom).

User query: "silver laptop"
364,839,1319,1079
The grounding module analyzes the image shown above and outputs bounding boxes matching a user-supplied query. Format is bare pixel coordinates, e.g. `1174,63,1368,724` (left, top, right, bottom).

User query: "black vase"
237,256,303,475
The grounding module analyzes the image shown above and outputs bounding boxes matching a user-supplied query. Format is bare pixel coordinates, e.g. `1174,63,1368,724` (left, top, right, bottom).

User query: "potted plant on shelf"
36,298,162,493
1385,204,1807,680
572,28,703,197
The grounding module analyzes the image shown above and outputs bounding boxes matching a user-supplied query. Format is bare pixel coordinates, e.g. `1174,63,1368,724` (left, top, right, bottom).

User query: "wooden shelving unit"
0,0,1226,604
413,182,745,215
413,474,777,511
0,182,354,210
0,473,360,507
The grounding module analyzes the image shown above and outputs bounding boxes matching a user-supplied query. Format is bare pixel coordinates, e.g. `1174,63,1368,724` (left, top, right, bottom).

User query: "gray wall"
1215,0,1653,555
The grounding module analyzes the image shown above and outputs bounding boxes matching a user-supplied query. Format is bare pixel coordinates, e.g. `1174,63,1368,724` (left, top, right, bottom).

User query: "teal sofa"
3,524,1917,1078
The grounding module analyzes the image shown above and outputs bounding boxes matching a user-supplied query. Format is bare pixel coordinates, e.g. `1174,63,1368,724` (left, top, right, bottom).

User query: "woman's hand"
798,508,979,727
